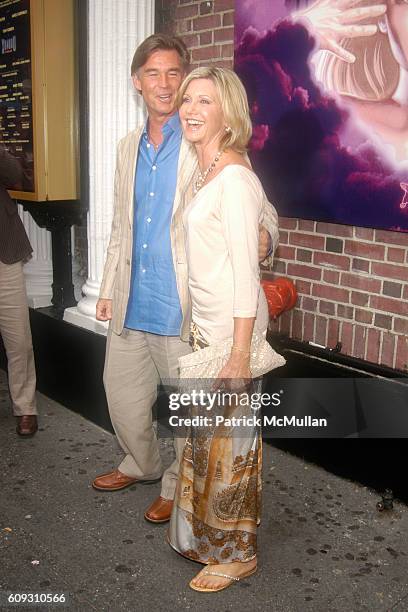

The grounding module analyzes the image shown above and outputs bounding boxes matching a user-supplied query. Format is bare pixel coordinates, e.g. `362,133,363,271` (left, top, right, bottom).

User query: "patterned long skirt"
168,379,262,564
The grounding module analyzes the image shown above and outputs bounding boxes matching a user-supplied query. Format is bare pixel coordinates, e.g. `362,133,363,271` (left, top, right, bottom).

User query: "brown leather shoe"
16,415,38,437
92,469,138,491
144,496,173,523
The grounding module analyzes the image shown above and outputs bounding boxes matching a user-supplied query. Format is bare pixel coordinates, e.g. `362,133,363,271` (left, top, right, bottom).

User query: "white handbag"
179,331,286,381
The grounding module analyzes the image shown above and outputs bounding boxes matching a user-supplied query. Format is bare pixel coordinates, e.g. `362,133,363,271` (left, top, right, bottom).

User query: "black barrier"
156,377,408,438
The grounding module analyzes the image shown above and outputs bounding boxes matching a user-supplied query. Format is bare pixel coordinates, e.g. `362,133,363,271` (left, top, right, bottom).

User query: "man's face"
132,49,185,121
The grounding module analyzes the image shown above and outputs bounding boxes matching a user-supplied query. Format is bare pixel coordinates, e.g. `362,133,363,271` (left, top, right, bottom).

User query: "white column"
18,205,53,308
64,0,154,334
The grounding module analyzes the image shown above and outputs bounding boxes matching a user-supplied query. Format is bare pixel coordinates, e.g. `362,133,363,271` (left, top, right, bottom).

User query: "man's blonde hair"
177,66,252,153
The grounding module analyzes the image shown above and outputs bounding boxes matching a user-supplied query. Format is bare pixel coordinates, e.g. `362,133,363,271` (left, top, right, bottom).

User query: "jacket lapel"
172,137,198,218
126,127,143,225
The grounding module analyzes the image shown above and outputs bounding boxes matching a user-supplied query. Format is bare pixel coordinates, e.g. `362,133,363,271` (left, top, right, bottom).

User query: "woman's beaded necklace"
194,150,223,194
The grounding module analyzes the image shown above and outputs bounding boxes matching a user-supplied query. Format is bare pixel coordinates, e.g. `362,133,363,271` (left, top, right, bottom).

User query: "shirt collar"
143,112,181,139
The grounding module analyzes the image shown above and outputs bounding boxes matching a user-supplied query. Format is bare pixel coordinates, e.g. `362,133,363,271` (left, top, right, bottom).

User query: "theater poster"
234,0,408,231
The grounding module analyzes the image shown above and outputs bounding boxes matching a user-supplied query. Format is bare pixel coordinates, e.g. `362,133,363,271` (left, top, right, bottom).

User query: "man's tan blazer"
99,126,279,342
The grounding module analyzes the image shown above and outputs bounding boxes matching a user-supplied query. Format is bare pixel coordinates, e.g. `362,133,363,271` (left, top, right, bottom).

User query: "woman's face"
179,78,225,148
387,0,408,68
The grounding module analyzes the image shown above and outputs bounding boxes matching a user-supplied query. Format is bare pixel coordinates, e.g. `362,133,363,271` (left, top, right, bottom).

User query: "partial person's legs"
102,328,162,481
147,334,191,501
0,261,37,419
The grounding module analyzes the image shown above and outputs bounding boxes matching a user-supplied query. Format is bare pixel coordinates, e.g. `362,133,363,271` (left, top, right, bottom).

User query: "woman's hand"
293,0,387,63
213,351,252,392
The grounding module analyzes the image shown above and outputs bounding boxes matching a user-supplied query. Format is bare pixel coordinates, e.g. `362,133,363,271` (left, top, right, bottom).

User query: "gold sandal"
189,566,257,593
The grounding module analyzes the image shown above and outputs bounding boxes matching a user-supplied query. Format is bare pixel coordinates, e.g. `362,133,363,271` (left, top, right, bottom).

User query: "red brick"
323,269,340,284
199,31,212,45
221,43,234,58
366,328,381,364
298,219,315,231
387,247,406,263
192,45,220,60
351,291,369,307
297,248,312,263
371,262,407,282
380,333,396,368
327,318,340,348
404,285,408,300
193,14,221,30
382,281,402,298
289,232,325,250
287,263,321,281
394,318,408,335
214,27,234,42
278,310,291,336
176,4,199,19
344,240,385,260
312,284,349,303
315,316,328,346
340,321,353,355
182,33,199,47
313,252,350,271
211,59,233,68
395,335,408,372
274,260,286,275
292,309,303,340
355,309,373,324
275,245,296,260
303,312,314,340
337,304,354,319
352,258,370,273
222,11,234,26
179,19,193,33
374,313,393,330
341,273,381,293
353,325,367,360
315,222,353,237
319,300,335,316
279,230,289,245
295,280,311,295
375,230,408,247
326,237,343,254
354,227,374,240
279,217,297,230
214,0,234,9
302,296,317,311
370,295,408,316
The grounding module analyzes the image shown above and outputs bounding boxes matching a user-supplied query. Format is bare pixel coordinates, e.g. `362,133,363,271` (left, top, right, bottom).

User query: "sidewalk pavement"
1,368,408,612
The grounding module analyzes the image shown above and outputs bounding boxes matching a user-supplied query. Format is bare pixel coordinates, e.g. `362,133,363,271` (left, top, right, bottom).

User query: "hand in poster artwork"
294,0,387,63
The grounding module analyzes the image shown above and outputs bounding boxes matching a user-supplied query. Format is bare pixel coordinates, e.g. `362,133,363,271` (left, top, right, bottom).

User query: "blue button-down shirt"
124,112,183,335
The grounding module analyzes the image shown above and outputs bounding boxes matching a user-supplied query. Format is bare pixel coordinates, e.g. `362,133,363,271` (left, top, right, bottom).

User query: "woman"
167,67,278,592
294,0,408,161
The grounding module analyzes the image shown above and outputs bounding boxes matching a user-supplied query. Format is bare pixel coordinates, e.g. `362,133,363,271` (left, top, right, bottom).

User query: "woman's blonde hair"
315,0,399,101
177,66,252,153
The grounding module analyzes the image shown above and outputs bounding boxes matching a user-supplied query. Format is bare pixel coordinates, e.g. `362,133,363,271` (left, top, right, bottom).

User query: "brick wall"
156,0,234,67
156,0,408,372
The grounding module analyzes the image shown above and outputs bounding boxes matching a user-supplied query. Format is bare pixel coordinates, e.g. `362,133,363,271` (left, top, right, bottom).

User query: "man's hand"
294,0,386,63
96,298,113,321
259,224,272,263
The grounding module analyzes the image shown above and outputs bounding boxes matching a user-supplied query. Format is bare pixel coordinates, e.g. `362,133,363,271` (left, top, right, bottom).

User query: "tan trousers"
0,260,37,416
103,327,191,500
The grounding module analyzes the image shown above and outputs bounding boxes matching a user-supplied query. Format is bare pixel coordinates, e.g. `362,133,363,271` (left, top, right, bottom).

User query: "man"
0,146,38,436
93,34,278,523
